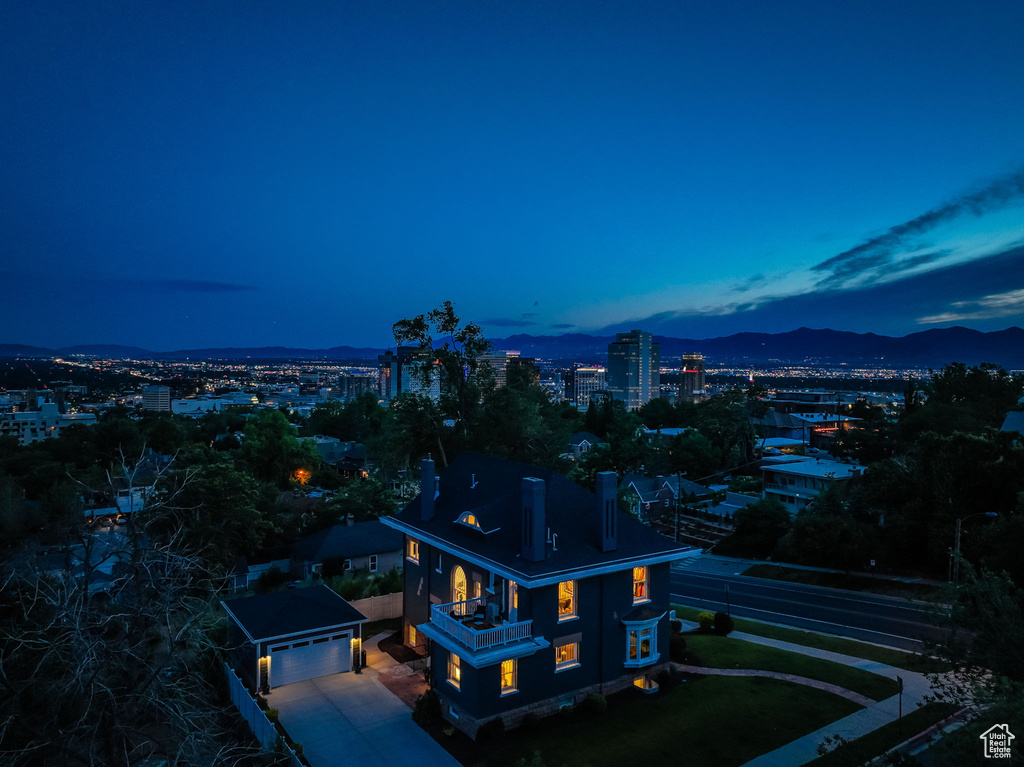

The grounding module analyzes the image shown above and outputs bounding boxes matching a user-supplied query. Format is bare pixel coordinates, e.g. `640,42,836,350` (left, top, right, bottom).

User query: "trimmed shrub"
713,611,735,636
669,632,687,661
670,619,683,634
697,611,715,632
265,707,279,723
254,567,290,593
476,716,506,744
412,689,441,726
584,693,607,714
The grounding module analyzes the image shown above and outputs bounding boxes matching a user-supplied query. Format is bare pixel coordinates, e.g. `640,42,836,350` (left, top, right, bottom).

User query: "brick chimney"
521,477,546,562
420,458,436,521
596,471,617,552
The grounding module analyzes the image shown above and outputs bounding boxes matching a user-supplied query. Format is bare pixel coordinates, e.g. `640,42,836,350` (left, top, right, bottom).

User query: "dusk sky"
2,1,1023,350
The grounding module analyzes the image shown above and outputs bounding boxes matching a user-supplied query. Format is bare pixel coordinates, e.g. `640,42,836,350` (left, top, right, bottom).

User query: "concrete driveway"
266,668,458,767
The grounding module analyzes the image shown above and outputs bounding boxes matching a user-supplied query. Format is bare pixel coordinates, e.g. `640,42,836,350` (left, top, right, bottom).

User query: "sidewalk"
735,632,934,767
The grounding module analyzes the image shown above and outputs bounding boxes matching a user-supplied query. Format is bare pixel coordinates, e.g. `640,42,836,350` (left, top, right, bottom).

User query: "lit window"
632,566,648,604
500,659,517,694
368,555,378,572
408,625,417,646
456,511,482,530
509,580,518,610
407,538,420,564
554,641,579,671
625,621,659,667
557,580,576,621
448,652,462,689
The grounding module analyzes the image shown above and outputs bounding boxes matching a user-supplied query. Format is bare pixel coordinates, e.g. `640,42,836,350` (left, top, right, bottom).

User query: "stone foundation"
441,661,673,739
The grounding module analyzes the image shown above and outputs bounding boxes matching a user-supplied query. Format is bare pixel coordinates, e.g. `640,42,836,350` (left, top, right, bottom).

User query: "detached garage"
223,584,368,692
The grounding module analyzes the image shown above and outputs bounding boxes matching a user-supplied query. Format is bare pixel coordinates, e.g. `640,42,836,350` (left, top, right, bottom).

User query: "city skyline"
3,1,1024,349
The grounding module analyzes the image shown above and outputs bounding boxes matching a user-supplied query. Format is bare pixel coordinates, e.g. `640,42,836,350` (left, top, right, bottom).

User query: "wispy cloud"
917,288,1024,324
484,317,537,327
140,279,257,293
731,274,767,293
551,323,576,329
813,166,1024,288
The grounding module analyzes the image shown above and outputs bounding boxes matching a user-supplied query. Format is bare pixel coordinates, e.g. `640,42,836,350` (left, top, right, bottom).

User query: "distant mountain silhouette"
494,326,1024,367
1,326,1023,366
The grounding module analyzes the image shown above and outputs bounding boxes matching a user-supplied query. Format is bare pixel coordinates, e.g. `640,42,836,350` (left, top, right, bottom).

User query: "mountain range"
2,326,1023,367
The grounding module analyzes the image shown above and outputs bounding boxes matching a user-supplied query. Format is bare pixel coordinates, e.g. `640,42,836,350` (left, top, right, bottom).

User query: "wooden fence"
224,664,303,767
351,591,402,622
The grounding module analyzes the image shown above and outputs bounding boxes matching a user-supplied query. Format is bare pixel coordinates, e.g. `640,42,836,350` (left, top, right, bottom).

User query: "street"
671,566,945,651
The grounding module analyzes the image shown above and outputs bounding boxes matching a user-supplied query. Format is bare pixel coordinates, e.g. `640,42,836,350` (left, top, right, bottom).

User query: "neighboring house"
291,519,403,579
762,458,862,514
381,454,694,738
619,473,715,523
222,585,368,693
228,557,293,592
567,431,606,457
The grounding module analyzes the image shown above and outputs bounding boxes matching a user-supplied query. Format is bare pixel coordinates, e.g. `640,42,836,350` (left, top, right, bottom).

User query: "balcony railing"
431,597,533,652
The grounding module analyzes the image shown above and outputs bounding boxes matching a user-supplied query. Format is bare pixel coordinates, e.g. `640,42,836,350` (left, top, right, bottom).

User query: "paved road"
671,567,945,651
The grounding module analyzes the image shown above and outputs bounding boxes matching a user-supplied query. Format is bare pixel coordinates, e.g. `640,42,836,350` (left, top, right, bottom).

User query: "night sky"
2,1,1023,350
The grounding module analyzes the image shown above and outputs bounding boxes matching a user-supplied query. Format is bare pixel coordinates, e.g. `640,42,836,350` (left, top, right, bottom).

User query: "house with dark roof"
222,584,368,693
381,453,694,738
567,431,606,457
291,519,404,579
619,473,712,523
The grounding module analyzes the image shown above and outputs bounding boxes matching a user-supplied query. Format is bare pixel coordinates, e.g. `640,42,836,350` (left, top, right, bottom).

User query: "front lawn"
477,676,861,767
683,633,899,702
672,605,950,673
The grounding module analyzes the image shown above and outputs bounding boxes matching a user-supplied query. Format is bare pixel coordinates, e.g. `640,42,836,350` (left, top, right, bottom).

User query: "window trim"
447,652,462,690
624,618,660,668
500,658,518,696
557,579,577,622
368,554,378,573
554,641,580,672
632,565,650,605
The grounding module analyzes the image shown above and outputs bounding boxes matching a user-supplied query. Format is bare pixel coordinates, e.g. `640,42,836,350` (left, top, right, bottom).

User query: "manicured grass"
478,676,862,767
672,605,950,673
803,702,958,767
743,564,943,602
683,633,898,702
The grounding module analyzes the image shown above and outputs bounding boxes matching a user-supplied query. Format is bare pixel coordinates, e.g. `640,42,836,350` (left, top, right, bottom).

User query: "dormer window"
456,512,482,531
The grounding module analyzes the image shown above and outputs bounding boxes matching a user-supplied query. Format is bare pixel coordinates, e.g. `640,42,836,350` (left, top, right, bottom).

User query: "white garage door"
269,631,352,687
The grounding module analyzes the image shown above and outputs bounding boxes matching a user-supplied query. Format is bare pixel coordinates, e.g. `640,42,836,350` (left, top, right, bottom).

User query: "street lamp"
953,512,998,586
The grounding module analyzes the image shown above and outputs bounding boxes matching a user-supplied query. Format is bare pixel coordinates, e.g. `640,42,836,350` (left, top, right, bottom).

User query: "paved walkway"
673,662,875,707
735,633,935,767
268,633,457,767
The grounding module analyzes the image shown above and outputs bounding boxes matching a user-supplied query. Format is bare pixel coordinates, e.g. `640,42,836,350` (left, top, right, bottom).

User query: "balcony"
430,596,534,652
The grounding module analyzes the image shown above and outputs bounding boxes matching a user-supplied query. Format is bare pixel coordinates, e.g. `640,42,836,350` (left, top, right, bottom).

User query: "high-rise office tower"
563,366,607,409
679,353,706,402
142,385,171,412
606,330,659,409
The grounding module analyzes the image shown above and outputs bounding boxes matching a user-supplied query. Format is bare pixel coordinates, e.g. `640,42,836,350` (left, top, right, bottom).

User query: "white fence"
351,591,402,622
224,664,303,767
